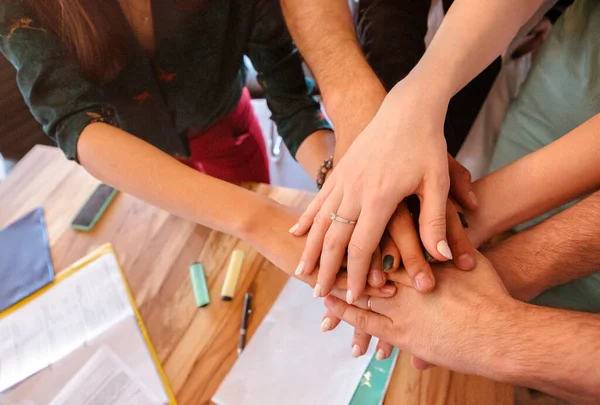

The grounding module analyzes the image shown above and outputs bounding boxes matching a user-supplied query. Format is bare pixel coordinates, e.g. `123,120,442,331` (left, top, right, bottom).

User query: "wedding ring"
367,298,372,311
330,212,357,225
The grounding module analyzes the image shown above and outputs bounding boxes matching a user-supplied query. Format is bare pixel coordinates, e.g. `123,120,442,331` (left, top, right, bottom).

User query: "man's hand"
324,251,517,377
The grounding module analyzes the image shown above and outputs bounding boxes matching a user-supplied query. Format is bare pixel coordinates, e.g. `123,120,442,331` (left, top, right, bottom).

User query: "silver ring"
330,212,357,225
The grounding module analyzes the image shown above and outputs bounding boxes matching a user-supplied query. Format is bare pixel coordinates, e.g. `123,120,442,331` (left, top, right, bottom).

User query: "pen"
238,292,252,356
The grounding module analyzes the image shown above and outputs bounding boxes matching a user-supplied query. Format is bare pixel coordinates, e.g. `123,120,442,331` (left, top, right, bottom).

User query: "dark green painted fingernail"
423,249,435,263
383,255,394,271
458,211,469,229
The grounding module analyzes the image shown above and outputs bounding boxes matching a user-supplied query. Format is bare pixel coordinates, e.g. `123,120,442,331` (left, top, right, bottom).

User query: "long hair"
25,0,129,83
24,0,208,84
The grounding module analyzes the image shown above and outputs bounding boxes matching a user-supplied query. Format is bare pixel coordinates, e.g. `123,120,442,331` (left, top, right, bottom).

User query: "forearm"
470,113,600,243
295,129,336,180
408,0,544,99
281,0,386,141
77,123,267,239
491,302,600,404
483,190,600,301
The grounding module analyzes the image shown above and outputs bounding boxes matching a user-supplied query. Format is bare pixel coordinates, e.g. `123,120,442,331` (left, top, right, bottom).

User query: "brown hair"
24,0,209,84
25,0,130,84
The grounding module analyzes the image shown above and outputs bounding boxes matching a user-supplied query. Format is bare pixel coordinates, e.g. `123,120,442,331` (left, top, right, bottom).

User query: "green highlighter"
190,262,210,307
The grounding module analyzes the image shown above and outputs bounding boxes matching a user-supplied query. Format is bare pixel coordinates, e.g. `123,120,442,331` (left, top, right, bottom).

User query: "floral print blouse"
0,0,331,161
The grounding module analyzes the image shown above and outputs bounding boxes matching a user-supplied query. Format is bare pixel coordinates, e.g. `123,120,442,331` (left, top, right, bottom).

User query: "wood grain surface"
0,145,514,404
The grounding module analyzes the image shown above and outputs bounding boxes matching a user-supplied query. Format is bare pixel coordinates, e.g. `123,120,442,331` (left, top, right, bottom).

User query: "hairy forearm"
295,129,336,180
470,113,600,244
77,123,268,239
493,302,600,404
409,0,544,99
281,0,386,141
483,190,600,301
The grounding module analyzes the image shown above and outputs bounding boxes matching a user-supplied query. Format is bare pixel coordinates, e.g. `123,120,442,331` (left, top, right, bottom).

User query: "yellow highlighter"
221,249,245,301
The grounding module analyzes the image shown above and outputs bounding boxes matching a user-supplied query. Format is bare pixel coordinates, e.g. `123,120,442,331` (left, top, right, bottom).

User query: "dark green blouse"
0,0,331,161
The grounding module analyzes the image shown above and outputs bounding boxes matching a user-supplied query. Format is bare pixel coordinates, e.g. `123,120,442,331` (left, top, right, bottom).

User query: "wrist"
478,298,530,383
483,246,541,301
241,196,296,246
322,72,386,138
404,65,455,102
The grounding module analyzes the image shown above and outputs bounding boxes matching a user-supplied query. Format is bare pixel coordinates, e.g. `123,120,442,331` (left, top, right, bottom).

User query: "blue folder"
0,207,54,312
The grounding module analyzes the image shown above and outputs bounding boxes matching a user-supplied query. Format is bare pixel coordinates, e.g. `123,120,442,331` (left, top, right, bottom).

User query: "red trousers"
181,88,271,184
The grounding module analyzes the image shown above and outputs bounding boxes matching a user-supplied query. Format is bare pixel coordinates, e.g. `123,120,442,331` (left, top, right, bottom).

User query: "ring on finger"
330,212,357,225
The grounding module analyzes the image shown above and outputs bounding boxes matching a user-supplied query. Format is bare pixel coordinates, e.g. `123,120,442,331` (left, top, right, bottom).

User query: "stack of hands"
249,81,499,371
290,152,480,365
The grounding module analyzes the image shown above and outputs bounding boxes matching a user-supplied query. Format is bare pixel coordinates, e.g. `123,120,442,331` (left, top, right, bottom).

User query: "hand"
290,78,453,303
381,198,476,292
324,251,517,377
321,297,396,362
247,199,397,298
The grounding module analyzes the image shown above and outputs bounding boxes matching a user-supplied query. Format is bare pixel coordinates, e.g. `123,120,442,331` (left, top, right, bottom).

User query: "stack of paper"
213,279,379,405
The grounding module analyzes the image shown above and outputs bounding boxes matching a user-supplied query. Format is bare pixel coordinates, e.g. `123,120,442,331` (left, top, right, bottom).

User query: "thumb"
419,176,452,262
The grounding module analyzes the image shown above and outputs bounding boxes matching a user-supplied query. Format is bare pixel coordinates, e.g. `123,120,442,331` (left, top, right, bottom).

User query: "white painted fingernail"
376,349,385,361
321,318,332,332
437,240,453,260
346,290,354,305
313,283,322,298
352,344,361,358
295,261,305,276
288,223,299,233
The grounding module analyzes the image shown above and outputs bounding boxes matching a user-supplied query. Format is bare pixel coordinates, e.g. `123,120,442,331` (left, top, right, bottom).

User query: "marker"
189,262,210,307
221,250,245,301
238,292,252,356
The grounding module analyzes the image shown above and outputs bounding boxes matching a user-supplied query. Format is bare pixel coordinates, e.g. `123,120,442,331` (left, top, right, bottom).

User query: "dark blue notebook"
0,207,54,312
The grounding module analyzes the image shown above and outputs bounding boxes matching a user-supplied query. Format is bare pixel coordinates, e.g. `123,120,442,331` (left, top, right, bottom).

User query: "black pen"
238,292,252,356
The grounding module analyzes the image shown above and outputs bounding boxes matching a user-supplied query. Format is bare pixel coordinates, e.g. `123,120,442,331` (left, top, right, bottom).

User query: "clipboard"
0,244,177,405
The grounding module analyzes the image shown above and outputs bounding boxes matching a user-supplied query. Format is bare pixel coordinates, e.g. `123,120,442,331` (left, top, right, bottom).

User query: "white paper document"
213,278,376,405
49,347,161,405
0,254,132,393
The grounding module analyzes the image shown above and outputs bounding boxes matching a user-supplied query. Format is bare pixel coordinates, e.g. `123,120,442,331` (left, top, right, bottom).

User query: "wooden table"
0,146,514,404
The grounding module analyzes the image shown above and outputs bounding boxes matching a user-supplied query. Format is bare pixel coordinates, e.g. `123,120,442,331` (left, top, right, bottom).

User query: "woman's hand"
289,78,453,303
381,198,476,292
246,199,397,298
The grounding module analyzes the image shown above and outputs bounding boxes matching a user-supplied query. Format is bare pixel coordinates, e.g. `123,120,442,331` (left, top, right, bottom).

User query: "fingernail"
376,349,385,361
468,191,479,207
415,272,432,292
369,269,384,286
346,289,354,304
295,261,305,276
321,317,332,332
288,223,299,233
458,211,469,229
458,253,475,270
437,240,453,260
423,249,435,262
383,255,394,271
380,284,396,295
352,344,361,358
313,283,322,298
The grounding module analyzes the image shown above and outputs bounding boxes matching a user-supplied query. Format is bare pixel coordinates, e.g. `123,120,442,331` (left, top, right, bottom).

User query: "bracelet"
316,157,333,190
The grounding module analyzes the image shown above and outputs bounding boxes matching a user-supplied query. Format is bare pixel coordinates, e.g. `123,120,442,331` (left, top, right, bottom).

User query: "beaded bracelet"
316,157,333,190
